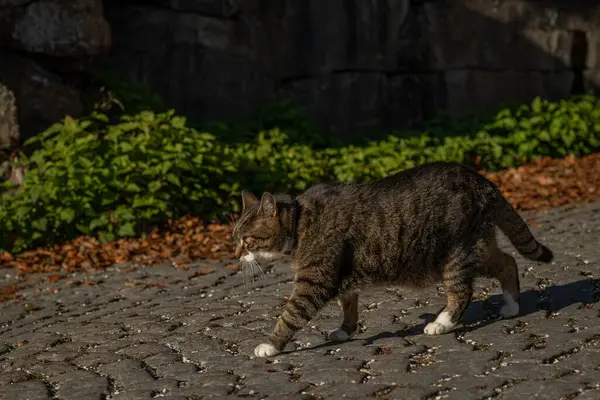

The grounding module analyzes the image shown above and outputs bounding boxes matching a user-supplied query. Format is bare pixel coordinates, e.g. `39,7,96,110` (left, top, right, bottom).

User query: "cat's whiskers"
226,212,237,230
238,258,266,287
240,259,250,286
252,259,265,281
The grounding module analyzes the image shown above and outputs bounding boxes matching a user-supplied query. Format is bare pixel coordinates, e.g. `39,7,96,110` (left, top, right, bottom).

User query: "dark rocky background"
1,0,600,154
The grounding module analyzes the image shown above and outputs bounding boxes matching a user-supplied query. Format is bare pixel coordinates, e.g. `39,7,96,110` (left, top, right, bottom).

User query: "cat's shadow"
290,278,599,353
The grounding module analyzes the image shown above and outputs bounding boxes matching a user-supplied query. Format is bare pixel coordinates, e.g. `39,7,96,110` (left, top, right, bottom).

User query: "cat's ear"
259,192,277,217
241,190,259,211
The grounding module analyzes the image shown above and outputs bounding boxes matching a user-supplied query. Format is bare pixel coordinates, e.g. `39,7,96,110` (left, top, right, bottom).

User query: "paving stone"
52,369,108,400
1,380,51,400
2,203,600,398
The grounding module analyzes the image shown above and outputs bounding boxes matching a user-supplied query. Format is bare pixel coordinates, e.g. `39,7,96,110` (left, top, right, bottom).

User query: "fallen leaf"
46,274,64,283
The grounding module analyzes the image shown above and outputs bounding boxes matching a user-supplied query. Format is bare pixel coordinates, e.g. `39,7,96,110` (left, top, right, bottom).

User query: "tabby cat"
232,162,553,358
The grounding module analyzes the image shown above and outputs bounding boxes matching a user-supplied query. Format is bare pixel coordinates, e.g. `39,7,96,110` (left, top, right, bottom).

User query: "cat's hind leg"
424,267,474,335
487,247,520,318
328,291,359,342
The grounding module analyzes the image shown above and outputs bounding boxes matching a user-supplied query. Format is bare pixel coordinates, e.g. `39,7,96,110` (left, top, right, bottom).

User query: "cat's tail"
495,196,554,263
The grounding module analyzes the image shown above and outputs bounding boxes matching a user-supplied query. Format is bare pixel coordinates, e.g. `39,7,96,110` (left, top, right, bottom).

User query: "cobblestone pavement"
1,203,600,400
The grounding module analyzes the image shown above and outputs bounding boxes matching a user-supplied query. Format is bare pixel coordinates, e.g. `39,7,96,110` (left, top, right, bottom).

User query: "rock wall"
104,0,600,135
1,0,600,145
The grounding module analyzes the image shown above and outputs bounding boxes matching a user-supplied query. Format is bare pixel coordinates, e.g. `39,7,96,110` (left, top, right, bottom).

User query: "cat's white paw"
499,293,520,318
423,312,455,335
328,328,352,342
424,321,449,335
254,343,280,358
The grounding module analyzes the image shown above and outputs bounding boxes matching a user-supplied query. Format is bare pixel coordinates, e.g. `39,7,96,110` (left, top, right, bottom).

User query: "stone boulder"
0,83,17,152
0,52,83,142
0,0,111,57
0,82,19,184
0,0,108,141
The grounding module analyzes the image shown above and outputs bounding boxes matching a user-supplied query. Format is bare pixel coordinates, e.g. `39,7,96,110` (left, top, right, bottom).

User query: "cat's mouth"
240,251,256,263
237,250,282,263
234,245,254,262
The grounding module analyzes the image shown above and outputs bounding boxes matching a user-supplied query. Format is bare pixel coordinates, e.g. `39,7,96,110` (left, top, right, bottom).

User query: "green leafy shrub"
0,111,236,251
2,93,600,253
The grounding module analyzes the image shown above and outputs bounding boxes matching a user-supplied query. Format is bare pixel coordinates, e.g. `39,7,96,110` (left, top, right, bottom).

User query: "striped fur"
495,196,554,262
233,162,554,356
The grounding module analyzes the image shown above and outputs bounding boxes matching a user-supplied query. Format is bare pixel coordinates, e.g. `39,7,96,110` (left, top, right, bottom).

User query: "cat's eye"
241,235,266,250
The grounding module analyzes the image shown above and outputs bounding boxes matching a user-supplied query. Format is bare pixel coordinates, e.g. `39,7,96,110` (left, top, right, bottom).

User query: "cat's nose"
234,245,243,258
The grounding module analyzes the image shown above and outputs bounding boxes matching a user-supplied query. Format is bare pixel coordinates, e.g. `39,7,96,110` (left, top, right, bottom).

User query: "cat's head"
232,190,289,264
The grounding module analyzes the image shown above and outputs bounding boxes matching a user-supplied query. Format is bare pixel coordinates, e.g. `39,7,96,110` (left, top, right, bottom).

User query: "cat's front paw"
254,343,280,358
328,328,353,342
424,312,455,335
424,321,449,335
